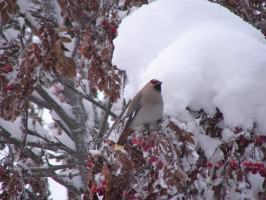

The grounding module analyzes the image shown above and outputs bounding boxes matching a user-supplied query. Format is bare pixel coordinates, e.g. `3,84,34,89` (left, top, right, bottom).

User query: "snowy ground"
113,0,266,134
49,178,67,200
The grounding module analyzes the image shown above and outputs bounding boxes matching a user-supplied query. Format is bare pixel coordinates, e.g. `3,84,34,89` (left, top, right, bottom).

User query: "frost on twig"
86,117,197,199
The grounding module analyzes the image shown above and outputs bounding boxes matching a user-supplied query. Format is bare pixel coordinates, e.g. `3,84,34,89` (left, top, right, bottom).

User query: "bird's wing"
117,92,142,145
126,92,142,118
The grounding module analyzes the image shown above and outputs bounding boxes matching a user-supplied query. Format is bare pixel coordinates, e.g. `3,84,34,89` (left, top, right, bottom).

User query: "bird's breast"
130,103,163,128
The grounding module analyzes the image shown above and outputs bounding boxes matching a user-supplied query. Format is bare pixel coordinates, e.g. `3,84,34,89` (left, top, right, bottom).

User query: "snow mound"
113,0,266,133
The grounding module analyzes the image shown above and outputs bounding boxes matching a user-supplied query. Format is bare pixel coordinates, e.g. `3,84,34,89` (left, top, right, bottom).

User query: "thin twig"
71,36,80,58
0,29,8,42
20,99,29,156
97,98,112,139
28,163,79,173
35,85,79,130
27,130,80,158
53,118,74,141
0,126,43,164
20,172,82,195
57,78,117,118
122,165,151,200
29,95,52,109
0,126,80,160
105,100,131,139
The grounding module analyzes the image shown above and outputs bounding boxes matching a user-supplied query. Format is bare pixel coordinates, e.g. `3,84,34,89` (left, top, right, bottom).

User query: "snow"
48,178,67,200
46,110,76,150
89,150,102,156
58,31,76,57
0,109,75,150
3,28,19,41
221,128,236,142
113,0,266,133
48,159,67,200
0,117,49,143
32,35,41,44
17,0,40,28
248,173,264,199
52,0,64,26
59,169,84,189
0,118,23,140
82,99,96,128
197,133,221,160
48,85,75,119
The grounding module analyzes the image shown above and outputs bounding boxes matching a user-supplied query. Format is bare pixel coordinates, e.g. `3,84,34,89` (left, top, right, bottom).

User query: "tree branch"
57,78,117,118
35,85,79,134
0,126,43,165
29,95,52,110
51,174,82,194
96,98,112,146
0,126,80,159
28,163,79,173
27,129,80,158
21,171,82,195
105,100,131,139
20,99,29,155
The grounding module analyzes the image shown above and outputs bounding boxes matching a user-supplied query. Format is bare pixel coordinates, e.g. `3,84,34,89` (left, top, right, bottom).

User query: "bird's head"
150,79,162,92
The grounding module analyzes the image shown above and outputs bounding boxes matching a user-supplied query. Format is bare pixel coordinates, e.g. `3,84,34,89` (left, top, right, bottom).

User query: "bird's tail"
117,118,133,145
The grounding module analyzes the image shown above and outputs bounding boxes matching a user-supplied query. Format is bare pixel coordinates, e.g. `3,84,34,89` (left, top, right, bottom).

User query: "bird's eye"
150,79,161,84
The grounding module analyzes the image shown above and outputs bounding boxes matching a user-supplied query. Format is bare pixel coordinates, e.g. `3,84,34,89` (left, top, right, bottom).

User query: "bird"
117,79,164,145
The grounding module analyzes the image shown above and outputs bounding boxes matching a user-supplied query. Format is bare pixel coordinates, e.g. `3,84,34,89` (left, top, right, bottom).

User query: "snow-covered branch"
35,85,79,132
57,78,117,118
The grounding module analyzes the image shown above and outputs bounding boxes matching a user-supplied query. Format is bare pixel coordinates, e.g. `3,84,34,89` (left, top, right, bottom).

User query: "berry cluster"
0,63,15,92
101,20,118,39
90,180,106,196
206,160,266,177
0,64,13,73
234,133,266,147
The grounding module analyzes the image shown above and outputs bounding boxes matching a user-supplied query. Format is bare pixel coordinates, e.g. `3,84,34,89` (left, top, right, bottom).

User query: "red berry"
157,160,164,170
259,168,266,177
101,180,106,186
254,163,264,169
142,143,152,151
242,160,251,167
86,160,94,168
0,167,5,177
215,161,224,168
239,135,249,146
251,168,258,174
109,25,117,35
148,156,158,164
255,136,262,145
131,138,140,145
207,162,213,169
5,84,15,91
122,191,129,198
98,187,105,196
1,64,13,73
230,160,238,170
259,135,266,142
90,185,98,193
101,20,108,28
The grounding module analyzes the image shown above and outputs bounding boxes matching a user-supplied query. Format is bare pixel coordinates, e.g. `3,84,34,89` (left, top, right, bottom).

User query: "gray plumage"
117,79,163,145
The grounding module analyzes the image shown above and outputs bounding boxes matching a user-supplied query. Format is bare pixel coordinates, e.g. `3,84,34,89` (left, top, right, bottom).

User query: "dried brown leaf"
62,57,77,78
167,121,195,144
59,36,72,43
117,151,135,172
54,27,68,33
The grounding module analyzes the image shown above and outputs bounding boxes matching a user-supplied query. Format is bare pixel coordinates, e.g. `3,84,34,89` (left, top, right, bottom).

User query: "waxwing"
117,79,164,145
